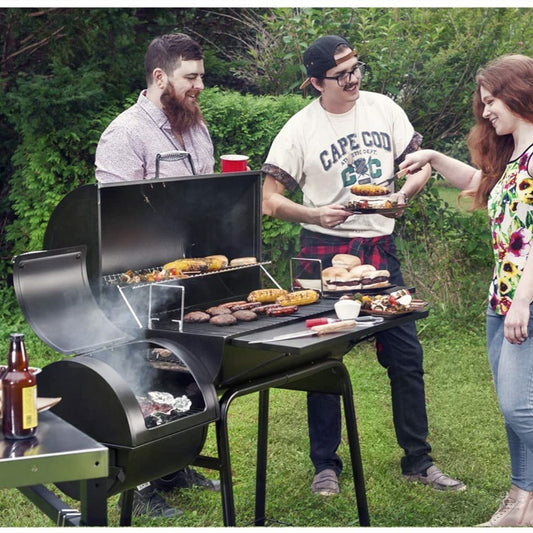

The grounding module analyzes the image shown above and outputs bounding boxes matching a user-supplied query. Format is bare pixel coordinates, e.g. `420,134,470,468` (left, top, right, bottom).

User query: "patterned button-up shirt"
95,91,214,182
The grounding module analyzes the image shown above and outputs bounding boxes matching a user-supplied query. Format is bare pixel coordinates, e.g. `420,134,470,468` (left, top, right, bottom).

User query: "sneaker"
403,465,466,492
151,466,221,492
477,485,533,526
118,483,182,518
311,468,339,496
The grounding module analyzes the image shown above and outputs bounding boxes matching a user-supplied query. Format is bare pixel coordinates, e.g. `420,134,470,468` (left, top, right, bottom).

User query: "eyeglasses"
320,61,367,87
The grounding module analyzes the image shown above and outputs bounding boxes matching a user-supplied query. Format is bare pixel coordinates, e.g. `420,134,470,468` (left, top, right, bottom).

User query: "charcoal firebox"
12,246,218,499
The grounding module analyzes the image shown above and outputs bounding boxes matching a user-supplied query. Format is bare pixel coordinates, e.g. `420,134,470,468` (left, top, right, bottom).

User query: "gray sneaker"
403,465,466,492
311,468,339,496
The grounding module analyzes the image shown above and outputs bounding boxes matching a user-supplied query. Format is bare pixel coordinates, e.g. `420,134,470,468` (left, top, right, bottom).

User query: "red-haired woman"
401,54,533,527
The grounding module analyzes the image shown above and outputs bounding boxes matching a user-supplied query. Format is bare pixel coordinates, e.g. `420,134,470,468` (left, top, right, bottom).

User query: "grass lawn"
435,182,473,212
0,315,508,528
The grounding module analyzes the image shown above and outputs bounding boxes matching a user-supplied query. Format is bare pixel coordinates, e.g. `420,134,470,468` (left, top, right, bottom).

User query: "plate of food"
360,307,415,317
294,278,322,291
345,183,406,214
354,289,427,316
321,254,392,293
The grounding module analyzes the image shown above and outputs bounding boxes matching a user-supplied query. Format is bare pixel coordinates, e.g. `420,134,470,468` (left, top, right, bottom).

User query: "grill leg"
119,489,133,527
216,390,240,526
254,389,269,526
340,374,370,526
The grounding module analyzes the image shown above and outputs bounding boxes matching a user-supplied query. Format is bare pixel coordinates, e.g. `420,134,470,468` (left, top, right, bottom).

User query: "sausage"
231,302,262,312
266,305,298,316
218,300,248,309
254,304,283,314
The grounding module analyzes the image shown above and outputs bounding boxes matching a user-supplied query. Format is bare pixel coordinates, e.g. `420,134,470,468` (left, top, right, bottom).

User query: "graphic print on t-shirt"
318,129,392,187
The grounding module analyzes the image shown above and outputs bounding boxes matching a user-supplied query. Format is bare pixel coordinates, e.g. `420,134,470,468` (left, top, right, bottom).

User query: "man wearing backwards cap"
262,35,465,496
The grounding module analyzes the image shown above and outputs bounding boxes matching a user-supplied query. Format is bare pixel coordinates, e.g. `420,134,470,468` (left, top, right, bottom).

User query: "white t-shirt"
263,91,418,238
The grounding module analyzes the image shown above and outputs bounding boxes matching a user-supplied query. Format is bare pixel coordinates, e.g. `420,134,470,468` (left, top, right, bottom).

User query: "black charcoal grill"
12,171,428,526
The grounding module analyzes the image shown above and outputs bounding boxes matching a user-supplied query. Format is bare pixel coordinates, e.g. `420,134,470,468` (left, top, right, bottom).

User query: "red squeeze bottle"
2,333,38,440
305,317,340,328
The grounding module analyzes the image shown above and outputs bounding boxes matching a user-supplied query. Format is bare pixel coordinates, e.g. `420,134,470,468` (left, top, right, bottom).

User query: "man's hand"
317,204,353,228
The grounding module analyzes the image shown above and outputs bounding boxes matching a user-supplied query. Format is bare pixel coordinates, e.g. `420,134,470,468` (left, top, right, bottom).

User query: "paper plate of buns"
321,254,392,293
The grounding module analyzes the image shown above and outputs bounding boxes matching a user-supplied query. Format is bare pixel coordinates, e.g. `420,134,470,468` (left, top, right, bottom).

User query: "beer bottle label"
21,385,38,430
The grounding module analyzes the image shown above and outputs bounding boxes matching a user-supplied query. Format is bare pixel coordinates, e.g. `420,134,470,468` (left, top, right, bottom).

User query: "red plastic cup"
220,154,249,173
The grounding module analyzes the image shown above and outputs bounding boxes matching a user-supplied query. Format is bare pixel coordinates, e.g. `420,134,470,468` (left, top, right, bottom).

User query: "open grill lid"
12,246,132,355
43,172,263,282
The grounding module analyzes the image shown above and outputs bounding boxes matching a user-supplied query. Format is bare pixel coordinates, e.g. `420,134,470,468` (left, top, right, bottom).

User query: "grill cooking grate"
103,261,273,288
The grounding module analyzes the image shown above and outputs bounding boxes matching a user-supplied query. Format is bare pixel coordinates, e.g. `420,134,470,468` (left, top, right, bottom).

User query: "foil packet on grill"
138,391,192,428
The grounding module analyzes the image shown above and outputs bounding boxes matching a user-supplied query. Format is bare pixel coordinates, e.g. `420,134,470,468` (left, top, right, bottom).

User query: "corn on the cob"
247,288,288,303
163,258,209,273
276,289,319,306
204,255,229,271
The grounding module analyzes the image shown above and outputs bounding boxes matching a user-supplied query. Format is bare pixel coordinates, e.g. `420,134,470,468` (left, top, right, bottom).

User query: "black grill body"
11,172,382,524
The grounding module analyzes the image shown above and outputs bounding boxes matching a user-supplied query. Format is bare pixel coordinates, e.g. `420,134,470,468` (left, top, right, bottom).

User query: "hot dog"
266,305,298,316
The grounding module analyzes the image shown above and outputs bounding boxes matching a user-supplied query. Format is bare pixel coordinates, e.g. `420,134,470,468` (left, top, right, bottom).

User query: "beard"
160,82,204,136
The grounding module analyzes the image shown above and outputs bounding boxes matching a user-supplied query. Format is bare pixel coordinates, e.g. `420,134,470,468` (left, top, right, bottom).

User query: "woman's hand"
399,150,436,175
504,299,530,344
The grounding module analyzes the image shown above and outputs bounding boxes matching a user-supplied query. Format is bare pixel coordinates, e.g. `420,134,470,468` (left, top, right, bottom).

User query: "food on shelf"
163,258,210,274
322,263,390,291
230,257,258,267
331,253,361,270
347,288,416,314
204,255,229,271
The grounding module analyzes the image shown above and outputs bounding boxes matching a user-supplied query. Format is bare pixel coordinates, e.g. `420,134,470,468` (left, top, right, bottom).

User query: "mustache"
343,81,359,91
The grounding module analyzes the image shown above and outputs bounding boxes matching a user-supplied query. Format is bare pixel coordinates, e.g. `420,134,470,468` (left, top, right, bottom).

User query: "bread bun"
322,266,362,290
230,257,257,267
348,264,376,279
331,254,361,270
362,269,391,288
322,266,349,279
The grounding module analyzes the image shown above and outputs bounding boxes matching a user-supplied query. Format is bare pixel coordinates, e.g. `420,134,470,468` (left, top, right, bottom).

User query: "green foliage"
395,175,492,325
200,87,310,170
228,7,533,147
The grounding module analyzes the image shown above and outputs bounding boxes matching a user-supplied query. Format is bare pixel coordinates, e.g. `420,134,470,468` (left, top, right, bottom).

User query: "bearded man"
95,33,214,182
94,34,218,518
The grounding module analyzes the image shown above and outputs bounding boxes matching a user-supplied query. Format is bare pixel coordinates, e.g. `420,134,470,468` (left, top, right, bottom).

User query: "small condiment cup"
334,299,362,320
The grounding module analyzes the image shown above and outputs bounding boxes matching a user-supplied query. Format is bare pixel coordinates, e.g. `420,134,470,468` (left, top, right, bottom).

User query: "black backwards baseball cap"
300,35,356,90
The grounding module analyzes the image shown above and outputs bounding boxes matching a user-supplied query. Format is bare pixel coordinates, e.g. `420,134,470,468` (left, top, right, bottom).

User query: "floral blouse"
488,144,533,315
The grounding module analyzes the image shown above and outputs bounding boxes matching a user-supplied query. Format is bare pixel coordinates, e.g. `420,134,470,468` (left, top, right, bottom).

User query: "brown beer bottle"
2,333,37,439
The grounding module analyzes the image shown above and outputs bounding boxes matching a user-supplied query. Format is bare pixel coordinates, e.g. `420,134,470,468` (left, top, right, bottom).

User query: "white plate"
295,279,322,291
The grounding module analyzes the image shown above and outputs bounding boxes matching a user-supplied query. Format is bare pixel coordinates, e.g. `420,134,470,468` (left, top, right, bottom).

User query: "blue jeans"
486,304,533,491
305,232,433,476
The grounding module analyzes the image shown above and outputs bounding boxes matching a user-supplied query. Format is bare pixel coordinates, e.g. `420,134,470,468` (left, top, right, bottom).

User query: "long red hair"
466,54,533,209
